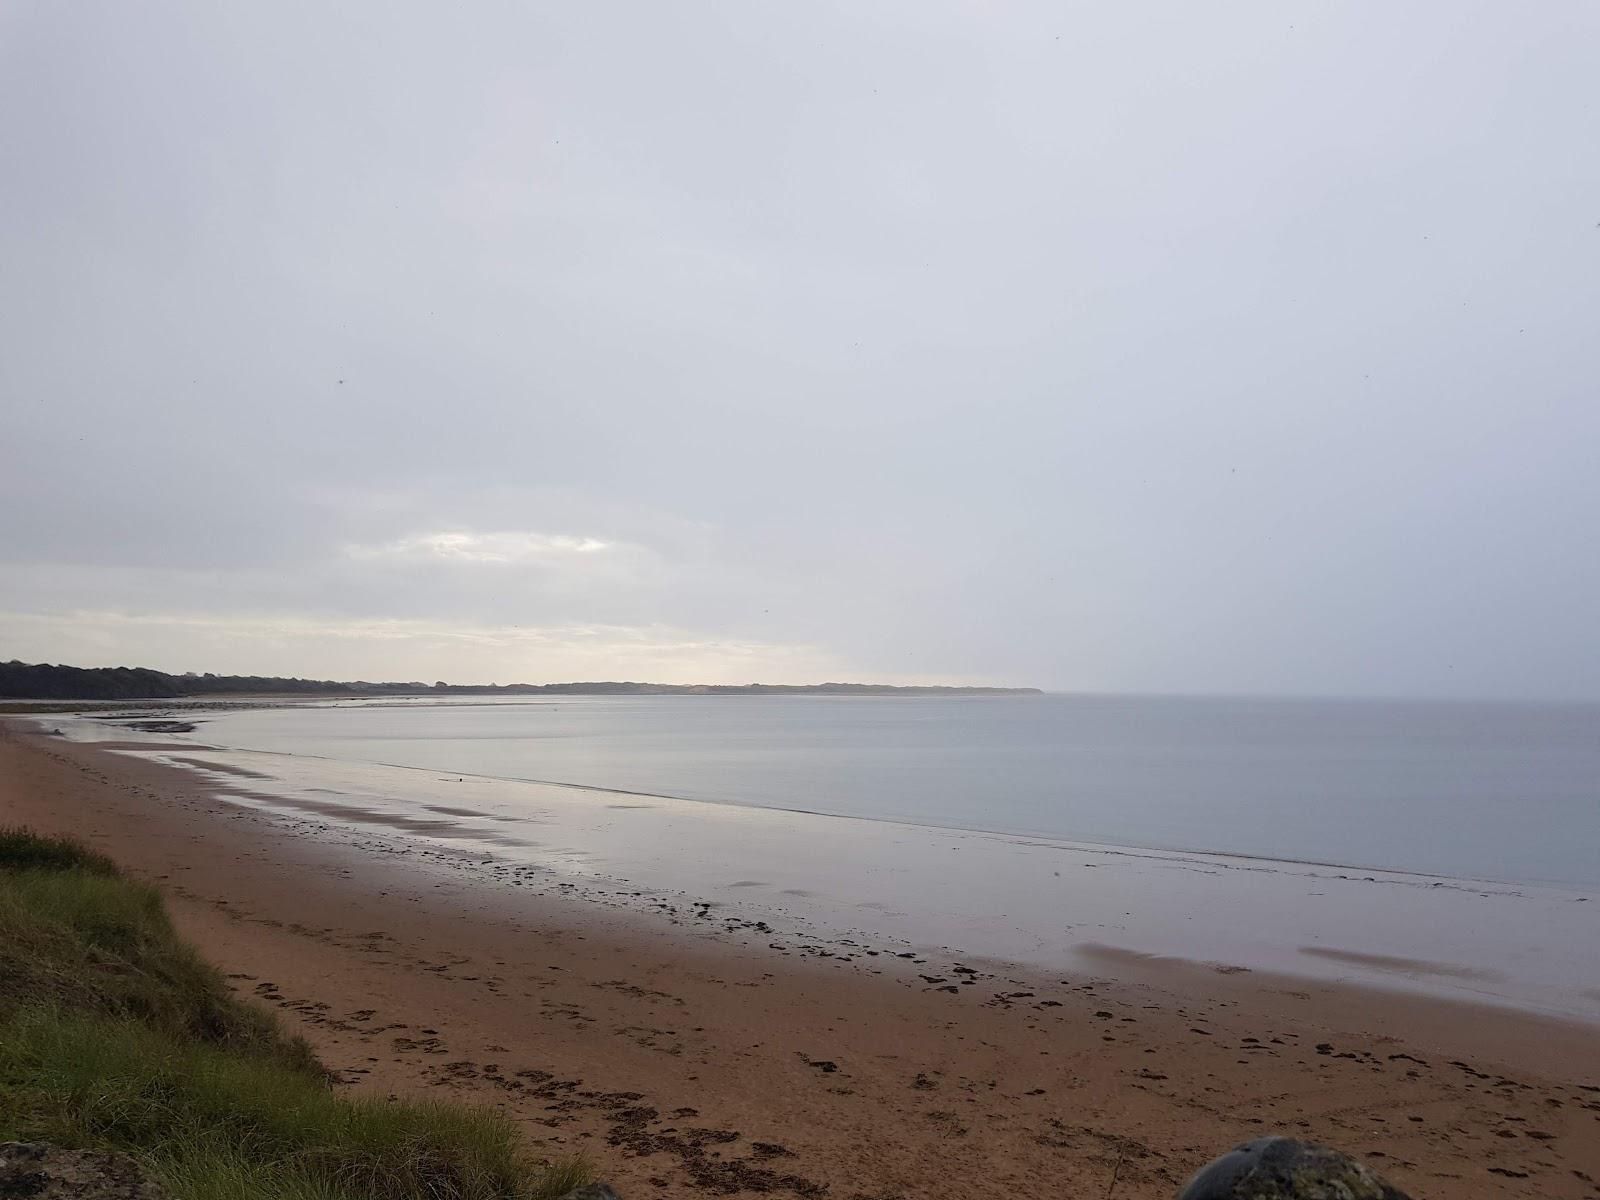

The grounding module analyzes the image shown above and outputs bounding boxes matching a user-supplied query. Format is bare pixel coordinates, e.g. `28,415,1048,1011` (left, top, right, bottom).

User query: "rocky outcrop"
0,1143,167,1200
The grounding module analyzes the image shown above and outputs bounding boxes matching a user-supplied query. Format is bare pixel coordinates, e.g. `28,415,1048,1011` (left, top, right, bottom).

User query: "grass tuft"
0,826,586,1200
0,826,120,875
0,831,306,1065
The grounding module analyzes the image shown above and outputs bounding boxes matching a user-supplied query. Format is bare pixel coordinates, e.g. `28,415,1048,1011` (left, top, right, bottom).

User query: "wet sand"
3,722,1598,1198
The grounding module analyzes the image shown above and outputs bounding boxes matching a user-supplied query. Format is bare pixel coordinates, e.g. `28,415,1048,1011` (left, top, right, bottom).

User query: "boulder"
557,1185,623,1200
1177,1137,1410,1200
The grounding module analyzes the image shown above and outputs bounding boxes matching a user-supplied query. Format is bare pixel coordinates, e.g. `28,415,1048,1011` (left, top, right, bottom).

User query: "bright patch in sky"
348,531,613,564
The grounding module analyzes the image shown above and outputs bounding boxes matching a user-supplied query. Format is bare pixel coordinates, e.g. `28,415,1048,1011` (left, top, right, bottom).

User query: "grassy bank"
0,828,586,1200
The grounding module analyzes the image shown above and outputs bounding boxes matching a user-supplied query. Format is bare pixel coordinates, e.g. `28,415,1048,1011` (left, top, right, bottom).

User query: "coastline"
44,703,1600,1024
4,720,1598,1198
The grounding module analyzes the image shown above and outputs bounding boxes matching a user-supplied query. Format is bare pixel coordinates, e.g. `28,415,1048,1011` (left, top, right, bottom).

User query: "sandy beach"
3,720,1598,1199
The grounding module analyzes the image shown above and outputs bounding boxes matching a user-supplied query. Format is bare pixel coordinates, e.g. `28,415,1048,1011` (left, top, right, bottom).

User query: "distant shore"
0,657,1042,702
3,719,1597,1199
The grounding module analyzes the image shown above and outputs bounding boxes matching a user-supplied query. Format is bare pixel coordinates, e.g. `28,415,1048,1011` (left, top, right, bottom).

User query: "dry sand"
3,721,1597,1199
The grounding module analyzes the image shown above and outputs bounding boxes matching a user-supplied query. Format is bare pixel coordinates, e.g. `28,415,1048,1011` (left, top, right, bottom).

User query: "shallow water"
54,695,1600,1019
150,694,1599,887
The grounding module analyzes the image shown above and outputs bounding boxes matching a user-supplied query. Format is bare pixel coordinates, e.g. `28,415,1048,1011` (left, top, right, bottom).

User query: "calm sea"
181,694,1600,889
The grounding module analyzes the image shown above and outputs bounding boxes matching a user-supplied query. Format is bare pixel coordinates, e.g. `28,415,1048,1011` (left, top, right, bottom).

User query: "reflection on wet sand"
49,712,1600,1024
215,786,538,848
1299,945,1506,982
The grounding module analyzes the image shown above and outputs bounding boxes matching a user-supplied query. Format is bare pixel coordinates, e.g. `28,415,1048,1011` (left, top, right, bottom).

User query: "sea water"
56,693,1600,1016
177,694,1599,888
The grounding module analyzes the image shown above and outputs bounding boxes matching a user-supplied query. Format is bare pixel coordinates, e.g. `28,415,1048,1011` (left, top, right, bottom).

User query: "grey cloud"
3,1,1597,695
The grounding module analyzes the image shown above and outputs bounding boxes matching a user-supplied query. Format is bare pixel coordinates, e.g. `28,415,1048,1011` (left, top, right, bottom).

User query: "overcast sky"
3,2,1597,697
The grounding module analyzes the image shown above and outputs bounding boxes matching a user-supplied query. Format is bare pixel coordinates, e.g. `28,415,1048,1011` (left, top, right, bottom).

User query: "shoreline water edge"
37,702,1600,1025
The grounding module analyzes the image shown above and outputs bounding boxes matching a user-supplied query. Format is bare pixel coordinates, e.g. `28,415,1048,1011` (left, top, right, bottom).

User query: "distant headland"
0,659,1041,701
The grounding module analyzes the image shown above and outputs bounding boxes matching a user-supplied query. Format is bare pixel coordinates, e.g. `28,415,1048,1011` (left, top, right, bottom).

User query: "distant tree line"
0,660,1039,701
0,661,402,700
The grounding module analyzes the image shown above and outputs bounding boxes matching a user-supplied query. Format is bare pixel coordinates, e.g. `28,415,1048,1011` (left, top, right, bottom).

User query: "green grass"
0,826,586,1200
0,826,120,874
